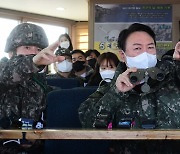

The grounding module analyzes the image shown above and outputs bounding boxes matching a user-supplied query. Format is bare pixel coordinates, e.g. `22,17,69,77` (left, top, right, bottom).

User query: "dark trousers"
111,140,180,154
0,140,44,154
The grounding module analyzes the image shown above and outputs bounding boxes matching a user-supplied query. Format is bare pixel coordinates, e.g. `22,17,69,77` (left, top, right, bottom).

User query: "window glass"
0,18,19,59
0,18,69,74
28,22,68,73
28,22,68,44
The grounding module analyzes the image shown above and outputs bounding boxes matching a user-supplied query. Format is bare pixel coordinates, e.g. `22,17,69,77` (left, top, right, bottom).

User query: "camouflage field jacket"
79,58,180,129
0,55,46,123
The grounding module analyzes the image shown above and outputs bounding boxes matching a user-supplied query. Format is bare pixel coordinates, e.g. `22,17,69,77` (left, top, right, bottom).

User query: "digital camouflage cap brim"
5,23,49,53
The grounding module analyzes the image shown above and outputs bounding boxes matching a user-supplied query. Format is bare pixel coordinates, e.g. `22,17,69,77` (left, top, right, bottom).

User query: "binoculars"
129,67,165,84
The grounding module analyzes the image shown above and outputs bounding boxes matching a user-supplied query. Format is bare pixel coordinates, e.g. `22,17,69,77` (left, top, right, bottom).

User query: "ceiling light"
56,7,65,11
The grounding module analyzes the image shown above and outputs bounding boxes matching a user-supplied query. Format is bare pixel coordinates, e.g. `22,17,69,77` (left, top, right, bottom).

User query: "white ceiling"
0,0,88,21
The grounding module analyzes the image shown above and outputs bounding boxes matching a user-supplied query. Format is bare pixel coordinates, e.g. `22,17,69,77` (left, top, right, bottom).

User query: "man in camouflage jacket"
79,23,180,153
0,23,64,154
71,49,94,86
0,55,47,126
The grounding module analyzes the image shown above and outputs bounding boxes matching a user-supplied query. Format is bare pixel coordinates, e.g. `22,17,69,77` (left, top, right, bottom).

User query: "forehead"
72,52,85,58
126,31,154,45
89,52,97,57
17,45,40,49
100,59,115,66
60,36,68,41
64,55,71,59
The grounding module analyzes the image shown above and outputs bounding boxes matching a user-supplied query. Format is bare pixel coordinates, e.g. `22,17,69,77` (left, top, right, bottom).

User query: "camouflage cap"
5,23,49,53
55,48,72,57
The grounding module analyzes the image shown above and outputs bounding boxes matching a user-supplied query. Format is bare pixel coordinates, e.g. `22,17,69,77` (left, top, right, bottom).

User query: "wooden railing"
0,129,180,140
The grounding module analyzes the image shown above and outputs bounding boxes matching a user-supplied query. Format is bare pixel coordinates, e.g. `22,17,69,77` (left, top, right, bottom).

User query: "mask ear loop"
121,50,129,66
99,68,112,87
98,78,112,88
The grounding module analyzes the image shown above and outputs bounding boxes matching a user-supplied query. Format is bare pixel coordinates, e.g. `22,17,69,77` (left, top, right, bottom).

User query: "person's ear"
119,50,126,62
8,52,14,59
84,56,88,64
85,59,88,65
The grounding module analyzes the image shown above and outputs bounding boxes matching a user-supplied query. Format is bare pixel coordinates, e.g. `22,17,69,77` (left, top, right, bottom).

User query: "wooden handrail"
0,129,180,140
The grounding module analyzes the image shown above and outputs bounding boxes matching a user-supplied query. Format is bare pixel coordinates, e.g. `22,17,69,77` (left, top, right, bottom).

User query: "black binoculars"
129,67,165,84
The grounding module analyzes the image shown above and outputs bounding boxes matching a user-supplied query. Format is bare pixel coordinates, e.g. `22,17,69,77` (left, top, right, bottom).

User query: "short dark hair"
97,52,119,68
118,23,156,51
85,49,100,58
87,52,119,86
71,49,85,58
59,33,73,51
95,52,119,78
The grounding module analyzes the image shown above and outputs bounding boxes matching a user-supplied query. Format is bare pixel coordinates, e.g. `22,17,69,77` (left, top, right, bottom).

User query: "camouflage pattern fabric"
77,64,94,84
84,64,94,78
78,59,180,153
46,72,84,88
0,55,46,124
46,72,76,79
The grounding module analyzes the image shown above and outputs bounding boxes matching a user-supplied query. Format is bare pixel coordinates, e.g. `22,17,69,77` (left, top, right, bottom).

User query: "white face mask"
126,52,157,69
56,60,72,73
100,69,115,82
60,41,70,49
38,69,45,74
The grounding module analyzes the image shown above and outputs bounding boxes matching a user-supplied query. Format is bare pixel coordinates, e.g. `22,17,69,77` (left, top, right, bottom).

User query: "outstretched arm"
0,41,65,93
172,42,180,80
33,41,65,66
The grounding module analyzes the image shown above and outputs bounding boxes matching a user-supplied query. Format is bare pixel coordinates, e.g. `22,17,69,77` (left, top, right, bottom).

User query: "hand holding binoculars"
129,67,165,84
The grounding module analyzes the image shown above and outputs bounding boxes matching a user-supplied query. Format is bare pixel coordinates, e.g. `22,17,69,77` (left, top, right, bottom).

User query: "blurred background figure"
47,48,75,79
72,49,94,86
87,52,119,87
0,22,66,153
59,33,73,51
48,33,73,74
85,49,100,69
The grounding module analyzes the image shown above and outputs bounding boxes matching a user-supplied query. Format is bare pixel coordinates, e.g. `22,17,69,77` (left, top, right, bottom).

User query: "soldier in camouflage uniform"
72,49,94,86
46,48,76,79
79,23,180,153
0,23,64,153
